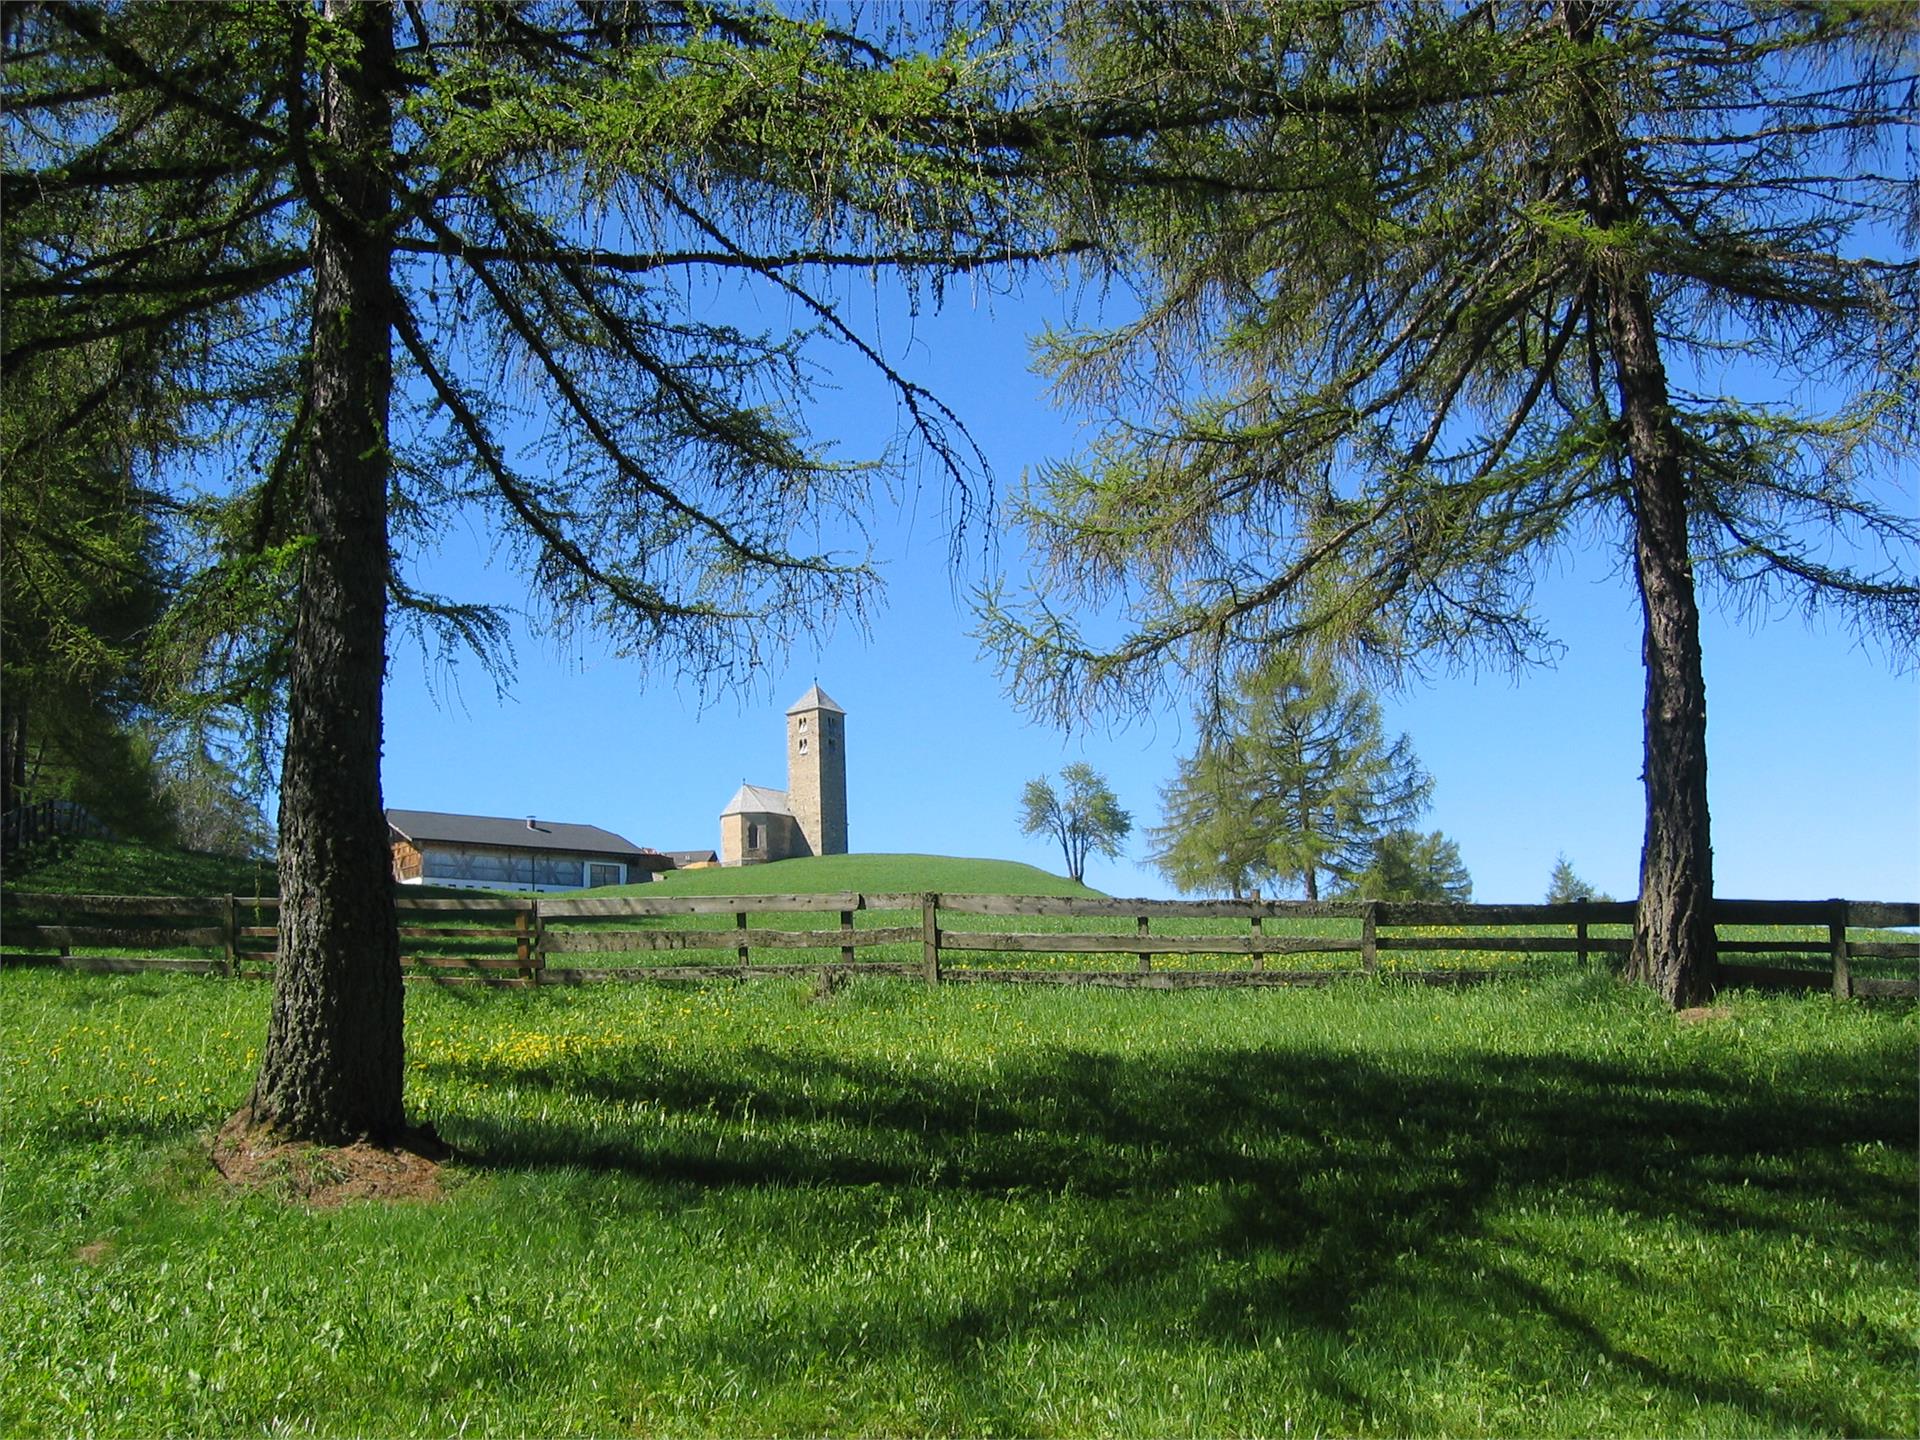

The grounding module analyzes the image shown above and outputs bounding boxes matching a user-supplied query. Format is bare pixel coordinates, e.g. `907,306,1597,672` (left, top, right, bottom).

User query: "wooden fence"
2,890,1915,997
0,799,110,853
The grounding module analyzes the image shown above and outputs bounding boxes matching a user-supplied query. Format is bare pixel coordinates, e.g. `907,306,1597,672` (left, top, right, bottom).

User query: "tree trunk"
1,688,25,819
248,1,407,1142
1611,277,1717,1007
1565,0,1717,1006
1294,777,1319,902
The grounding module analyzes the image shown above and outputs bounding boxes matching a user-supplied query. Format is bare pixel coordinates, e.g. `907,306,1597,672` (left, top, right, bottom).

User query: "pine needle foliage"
980,1,1917,1003
3,0,1057,1140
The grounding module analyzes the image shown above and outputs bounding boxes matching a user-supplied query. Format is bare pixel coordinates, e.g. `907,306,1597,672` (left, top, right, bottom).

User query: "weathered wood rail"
2,890,1914,997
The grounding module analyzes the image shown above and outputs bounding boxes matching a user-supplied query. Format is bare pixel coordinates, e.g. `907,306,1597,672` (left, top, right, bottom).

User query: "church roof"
786,684,844,716
720,783,792,818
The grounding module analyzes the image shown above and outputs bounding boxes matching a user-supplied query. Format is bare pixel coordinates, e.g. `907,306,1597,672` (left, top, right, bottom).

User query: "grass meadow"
3,965,1915,1437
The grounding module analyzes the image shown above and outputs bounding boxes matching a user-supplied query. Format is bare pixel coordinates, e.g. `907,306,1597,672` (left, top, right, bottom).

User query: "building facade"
387,809,666,892
719,685,849,865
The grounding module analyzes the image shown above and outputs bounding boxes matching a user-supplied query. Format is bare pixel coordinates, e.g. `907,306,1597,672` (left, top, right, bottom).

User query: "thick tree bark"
248,1,406,1142
1565,0,1717,1006
1608,274,1718,1007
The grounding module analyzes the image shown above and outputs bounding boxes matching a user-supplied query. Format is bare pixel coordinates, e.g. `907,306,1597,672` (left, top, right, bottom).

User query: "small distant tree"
1149,657,1431,901
1021,763,1132,883
1546,855,1612,906
1343,830,1472,905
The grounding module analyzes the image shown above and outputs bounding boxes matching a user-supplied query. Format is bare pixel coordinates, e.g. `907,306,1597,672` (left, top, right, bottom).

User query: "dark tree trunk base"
212,1106,451,1206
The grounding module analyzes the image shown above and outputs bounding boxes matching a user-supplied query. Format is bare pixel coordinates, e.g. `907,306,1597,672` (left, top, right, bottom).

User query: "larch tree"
1148,656,1432,901
5,1,1049,1144
1546,853,1612,905
1147,738,1265,899
981,1,1917,1005
1,7,193,830
1341,830,1473,905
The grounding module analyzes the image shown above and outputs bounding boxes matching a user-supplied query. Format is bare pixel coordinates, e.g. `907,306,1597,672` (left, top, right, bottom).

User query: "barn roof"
785,684,844,716
385,809,644,856
720,783,792,817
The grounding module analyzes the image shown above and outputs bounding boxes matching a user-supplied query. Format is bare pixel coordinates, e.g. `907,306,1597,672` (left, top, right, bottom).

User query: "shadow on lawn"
423,1022,1911,1434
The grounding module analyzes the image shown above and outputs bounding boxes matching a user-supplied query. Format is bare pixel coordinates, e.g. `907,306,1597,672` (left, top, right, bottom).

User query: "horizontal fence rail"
2,890,1915,997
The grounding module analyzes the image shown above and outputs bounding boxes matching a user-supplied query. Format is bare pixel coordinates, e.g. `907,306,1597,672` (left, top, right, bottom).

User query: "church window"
798,738,809,754
747,822,762,850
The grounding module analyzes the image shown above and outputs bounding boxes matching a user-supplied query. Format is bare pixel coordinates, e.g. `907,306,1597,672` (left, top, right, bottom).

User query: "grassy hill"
3,838,1094,903
629,853,1100,899
2,836,276,898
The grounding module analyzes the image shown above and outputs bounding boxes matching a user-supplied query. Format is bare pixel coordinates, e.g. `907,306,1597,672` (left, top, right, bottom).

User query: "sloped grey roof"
785,684,844,716
664,849,718,865
720,783,792,817
386,809,643,856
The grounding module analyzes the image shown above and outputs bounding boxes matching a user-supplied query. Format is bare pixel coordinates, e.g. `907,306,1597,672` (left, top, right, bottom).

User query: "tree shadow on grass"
420,1025,1913,1434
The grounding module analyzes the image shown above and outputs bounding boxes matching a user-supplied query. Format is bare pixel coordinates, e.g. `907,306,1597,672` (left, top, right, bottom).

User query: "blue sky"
380,276,1919,905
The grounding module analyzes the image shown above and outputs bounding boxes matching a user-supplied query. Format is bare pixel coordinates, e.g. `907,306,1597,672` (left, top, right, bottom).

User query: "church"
718,685,848,865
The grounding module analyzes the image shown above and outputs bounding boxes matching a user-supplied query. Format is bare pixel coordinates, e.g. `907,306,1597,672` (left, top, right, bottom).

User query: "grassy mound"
0,839,1094,906
627,853,1099,899
2,836,275,899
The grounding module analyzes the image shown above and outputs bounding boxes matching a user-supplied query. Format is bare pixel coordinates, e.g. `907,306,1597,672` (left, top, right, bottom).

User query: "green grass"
617,852,1103,899
0,843,1093,905
3,835,277,899
3,967,1914,1437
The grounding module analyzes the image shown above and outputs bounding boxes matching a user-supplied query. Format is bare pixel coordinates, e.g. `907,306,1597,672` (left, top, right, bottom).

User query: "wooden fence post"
516,905,535,984
1576,901,1589,968
223,895,238,978
736,909,750,968
1362,901,1379,974
1829,899,1851,1000
1137,912,1151,974
840,908,856,968
1250,910,1263,973
921,893,940,986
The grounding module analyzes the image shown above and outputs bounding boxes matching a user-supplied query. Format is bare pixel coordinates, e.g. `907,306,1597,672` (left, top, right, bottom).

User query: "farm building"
720,685,848,865
387,809,669,893
662,848,720,870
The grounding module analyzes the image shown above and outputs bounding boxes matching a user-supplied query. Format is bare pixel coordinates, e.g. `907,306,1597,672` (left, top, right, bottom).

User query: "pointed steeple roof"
786,684,844,715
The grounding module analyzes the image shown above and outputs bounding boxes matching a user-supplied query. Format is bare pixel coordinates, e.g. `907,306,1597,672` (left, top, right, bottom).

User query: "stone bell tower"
785,684,847,857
